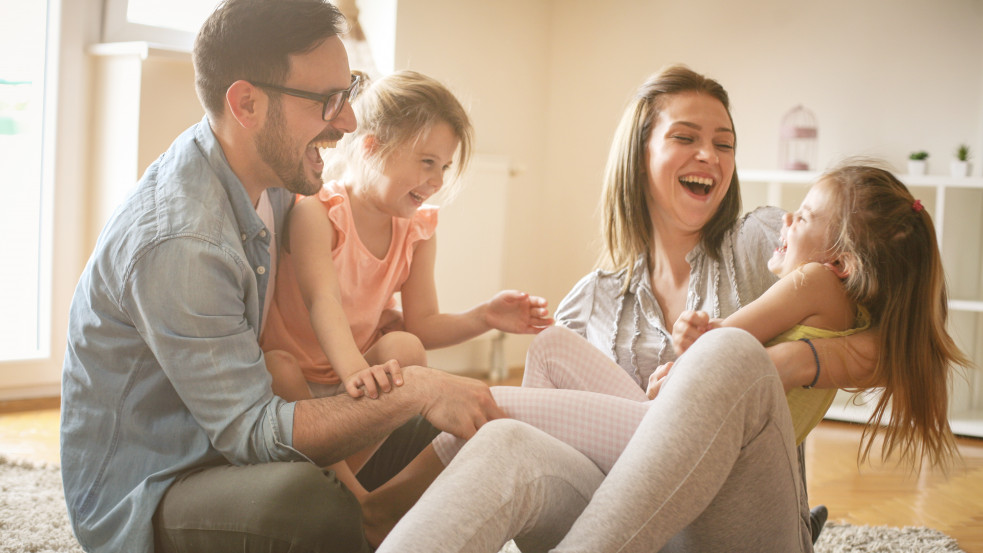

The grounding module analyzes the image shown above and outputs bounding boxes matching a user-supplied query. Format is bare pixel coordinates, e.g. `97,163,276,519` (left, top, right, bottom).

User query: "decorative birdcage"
779,105,817,171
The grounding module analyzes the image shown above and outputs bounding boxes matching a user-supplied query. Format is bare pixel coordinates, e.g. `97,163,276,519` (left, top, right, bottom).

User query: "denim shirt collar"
193,116,268,245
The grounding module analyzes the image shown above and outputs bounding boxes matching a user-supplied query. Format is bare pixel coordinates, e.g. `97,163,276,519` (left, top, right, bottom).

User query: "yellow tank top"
768,306,871,445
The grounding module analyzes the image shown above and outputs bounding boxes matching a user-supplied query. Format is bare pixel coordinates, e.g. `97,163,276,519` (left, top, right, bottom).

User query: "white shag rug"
0,456,965,553
499,522,966,553
0,456,82,553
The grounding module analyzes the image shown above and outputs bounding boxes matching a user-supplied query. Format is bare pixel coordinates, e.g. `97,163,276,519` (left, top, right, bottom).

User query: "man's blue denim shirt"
61,117,304,552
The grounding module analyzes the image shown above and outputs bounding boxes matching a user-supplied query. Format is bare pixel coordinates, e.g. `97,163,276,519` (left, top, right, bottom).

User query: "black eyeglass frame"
251,73,361,121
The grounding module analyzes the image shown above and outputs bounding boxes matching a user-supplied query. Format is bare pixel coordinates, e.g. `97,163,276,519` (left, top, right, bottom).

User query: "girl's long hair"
600,65,741,282
823,162,969,472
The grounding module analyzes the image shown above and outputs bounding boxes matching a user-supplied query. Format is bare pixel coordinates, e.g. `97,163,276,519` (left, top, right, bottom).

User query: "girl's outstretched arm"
290,197,399,398
674,263,852,356
400,235,553,349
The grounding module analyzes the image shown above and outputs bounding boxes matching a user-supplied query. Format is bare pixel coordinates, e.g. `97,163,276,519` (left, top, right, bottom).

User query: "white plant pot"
950,160,971,177
908,160,927,175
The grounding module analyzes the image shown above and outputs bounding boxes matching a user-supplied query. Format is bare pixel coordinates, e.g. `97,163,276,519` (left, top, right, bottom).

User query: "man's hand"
344,360,404,399
410,367,506,439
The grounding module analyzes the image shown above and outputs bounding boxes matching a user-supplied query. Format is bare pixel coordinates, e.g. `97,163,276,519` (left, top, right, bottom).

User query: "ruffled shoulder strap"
406,204,439,244
318,180,352,249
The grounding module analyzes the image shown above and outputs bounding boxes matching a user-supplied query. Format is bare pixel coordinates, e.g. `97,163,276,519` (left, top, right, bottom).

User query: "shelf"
741,168,983,438
738,169,983,188
950,300,983,313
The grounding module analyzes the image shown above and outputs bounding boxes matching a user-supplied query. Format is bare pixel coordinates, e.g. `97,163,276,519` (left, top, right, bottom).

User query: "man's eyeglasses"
252,73,361,122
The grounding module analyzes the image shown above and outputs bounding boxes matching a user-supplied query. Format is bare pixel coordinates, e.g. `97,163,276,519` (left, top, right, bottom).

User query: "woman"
378,65,881,552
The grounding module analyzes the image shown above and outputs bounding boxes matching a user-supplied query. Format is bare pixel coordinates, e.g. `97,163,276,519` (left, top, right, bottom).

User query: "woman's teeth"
680,176,714,195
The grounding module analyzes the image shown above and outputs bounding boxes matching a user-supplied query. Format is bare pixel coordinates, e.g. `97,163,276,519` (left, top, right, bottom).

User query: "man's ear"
826,252,855,279
226,80,266,129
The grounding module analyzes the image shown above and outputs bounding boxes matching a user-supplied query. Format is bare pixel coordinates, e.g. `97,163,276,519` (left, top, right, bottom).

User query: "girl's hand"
344,360,404,399
484,290,554,334
671,310,721,355
646,362,674,400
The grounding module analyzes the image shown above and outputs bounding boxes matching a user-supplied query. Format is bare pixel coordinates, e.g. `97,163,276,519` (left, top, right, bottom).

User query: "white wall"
387,0,983,368
542,0,983,306
5,0,982,395
391,0,554,367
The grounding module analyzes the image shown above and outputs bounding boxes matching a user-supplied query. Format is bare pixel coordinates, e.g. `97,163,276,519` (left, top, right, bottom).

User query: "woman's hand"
672,310,721,355
344,360,404,399
646,362,674,399
484,290,554,334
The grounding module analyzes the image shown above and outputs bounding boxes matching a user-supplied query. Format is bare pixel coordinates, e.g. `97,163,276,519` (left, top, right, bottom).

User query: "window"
0,1,50,362
102,0,220,51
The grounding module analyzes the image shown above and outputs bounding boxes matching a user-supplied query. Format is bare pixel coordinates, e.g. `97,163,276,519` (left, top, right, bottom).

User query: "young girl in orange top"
260,70,552,498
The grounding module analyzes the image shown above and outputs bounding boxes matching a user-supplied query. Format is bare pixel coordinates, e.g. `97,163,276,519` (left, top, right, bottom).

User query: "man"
60,1,502,551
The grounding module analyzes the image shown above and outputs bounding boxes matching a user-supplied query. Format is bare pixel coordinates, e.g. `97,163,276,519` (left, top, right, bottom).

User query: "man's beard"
255,99,321,196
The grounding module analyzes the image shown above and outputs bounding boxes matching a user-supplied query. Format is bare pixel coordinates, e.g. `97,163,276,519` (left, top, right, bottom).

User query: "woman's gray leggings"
378,328,813,553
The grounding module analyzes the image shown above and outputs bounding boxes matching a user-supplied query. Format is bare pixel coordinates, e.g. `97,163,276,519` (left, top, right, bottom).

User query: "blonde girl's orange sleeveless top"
260,180,438,384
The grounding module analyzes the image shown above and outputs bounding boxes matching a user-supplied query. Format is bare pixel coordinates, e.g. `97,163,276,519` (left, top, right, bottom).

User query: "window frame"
0,0,96,400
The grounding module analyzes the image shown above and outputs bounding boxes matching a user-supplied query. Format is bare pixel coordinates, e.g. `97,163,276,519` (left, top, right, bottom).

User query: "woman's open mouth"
680,176,714,196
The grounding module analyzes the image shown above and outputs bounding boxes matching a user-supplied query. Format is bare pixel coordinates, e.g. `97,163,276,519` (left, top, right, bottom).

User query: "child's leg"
364,330,427,368
264,349,315,402
522,326,648,401
347,332,429,479
361,444,443,548
265,351,371,501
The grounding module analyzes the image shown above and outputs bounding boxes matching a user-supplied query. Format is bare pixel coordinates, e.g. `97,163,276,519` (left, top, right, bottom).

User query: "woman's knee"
465,419,604,494
525,326,577,370
683,327,774,382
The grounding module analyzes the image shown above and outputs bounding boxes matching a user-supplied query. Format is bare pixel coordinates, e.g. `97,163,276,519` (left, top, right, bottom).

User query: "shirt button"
257,266,266,275
241,233,247,241
259,229,268,238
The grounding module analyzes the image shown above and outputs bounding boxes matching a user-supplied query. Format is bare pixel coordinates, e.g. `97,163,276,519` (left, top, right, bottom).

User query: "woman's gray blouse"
555,206,784,388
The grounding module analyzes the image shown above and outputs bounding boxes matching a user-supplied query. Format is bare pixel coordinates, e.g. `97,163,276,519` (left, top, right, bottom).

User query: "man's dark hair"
193,0,346,119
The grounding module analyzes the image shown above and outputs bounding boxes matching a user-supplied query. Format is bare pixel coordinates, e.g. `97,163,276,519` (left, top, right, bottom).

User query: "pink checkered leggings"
431,326,654,474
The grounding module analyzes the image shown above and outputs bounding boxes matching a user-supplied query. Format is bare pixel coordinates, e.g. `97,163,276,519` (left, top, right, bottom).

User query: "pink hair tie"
912,199,924,213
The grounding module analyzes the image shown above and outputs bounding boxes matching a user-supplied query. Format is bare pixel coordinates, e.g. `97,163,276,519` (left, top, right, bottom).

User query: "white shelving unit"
739,169,983,438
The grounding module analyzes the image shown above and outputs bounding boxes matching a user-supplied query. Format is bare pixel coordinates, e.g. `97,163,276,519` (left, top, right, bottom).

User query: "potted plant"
951,144,971,177
908,151,929,175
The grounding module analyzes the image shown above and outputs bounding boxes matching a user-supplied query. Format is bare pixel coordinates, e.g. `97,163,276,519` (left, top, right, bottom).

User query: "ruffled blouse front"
555,206,784,388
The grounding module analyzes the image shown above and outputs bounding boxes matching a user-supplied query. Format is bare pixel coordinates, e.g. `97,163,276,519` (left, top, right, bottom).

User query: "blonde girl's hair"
822,161,969,472
600,65,741,280
325,70,474,202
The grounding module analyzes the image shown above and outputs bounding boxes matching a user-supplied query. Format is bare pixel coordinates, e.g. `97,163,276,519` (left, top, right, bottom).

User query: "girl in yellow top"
365,162,968,548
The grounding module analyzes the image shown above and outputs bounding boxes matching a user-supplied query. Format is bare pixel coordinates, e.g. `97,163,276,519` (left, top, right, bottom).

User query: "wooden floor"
2,395,981,552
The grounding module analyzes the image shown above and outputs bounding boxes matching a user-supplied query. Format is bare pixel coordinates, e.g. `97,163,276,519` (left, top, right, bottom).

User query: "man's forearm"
293,383,423,465
293,366,504,466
